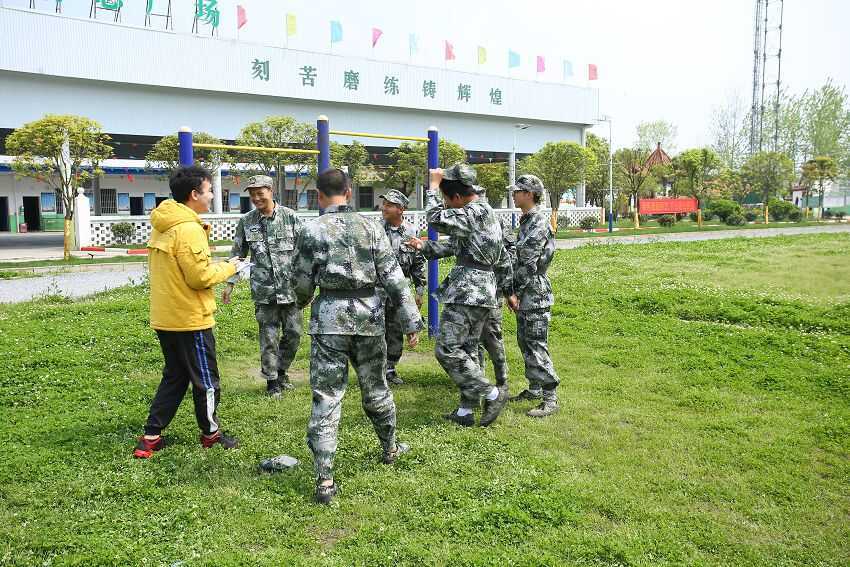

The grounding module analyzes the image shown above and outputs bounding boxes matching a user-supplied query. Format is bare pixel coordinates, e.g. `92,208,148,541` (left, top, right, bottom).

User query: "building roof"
645,142,672,169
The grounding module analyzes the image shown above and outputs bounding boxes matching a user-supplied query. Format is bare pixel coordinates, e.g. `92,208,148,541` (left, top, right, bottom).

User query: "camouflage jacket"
422,189,513,308
229,204,302,305
381,219,427,300
514,206,555,311
292,204,424,336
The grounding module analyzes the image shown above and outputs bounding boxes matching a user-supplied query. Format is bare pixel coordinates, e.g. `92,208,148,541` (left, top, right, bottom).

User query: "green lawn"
556,219,835,239
1,234,848,565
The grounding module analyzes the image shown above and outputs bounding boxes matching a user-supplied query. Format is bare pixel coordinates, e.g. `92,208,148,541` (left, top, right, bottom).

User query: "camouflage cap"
379,189,409,208
473,184,487,197
245,175,274,191
441,163,477,187
508,174,545,194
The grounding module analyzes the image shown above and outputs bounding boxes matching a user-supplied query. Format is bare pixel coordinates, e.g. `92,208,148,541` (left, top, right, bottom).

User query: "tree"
232,116,317,207
382,139,466,196
801,156,838,220
741,151,795,223
706,168,745,202
710,91,748,170
804,80,850,164
613,147,651,227
474,162,509,207
585,133,611,207
520,141,597,229
6,114,112,259
635,120,678,154
763,89,808,167
145,132,228,176
675,147,722,224
330,140,374,208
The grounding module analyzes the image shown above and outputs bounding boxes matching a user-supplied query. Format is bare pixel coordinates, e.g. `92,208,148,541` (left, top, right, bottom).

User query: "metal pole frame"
178,127,193,167
607,118,614,233
426,127,439,337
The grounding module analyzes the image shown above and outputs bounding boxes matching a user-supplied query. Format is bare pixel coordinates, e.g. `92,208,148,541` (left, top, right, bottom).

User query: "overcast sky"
6,0,848,152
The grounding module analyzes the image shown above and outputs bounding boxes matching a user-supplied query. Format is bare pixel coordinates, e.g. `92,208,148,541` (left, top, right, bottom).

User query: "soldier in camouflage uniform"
407,165,512,427
222,175,303,398
506,174,560,417
421,185,515,391
378,189,427,386
292,169,423,504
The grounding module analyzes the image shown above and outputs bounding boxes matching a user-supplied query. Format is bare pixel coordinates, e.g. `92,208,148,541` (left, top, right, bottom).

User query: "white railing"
78,203,603,247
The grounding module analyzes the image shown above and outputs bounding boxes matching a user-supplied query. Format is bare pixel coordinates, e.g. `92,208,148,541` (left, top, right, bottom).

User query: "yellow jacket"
147,200,236,331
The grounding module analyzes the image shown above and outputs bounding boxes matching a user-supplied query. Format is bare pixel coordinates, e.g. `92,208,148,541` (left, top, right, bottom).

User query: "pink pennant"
237,5,247,29
536,56,545,73
372,27,383,48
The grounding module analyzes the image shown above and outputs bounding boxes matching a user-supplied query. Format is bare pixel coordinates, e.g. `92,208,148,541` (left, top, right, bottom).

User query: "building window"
100,188,117,215
222,190,230,212
306,190,319,210
358,186,374,210
282,189,298,209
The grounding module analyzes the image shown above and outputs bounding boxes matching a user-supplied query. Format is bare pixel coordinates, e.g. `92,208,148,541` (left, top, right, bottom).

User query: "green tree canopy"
330,140,372,188
520,141,597,212
6,114,113,258
382,139,466,196
675,147,722,204
801,156,838,219
232,116,317,205
741,151,795,208
145,132,227,175
635,120,678,154
474,162,509,207
585,133,611,207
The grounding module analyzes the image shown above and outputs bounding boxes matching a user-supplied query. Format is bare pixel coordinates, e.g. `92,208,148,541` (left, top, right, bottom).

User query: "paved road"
555,224,850,249
0,232,65,261
0,264,146,304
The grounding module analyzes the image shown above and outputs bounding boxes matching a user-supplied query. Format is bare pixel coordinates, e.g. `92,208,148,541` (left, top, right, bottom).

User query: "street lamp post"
598,115,614,232
509,123,530,209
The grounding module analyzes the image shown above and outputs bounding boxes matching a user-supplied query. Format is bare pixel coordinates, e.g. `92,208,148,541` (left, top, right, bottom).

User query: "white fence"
77,201,603,247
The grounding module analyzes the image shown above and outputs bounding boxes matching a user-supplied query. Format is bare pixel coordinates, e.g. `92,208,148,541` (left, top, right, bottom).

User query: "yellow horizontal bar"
194,142,320,155
329,130,429,142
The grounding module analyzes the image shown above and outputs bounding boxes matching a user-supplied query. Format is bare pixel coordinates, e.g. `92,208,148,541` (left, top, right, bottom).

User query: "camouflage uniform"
292,204,423,481
378,190,427,376
423,211,515,388
421,167,513,411
512,177,560,403
230,186,303,389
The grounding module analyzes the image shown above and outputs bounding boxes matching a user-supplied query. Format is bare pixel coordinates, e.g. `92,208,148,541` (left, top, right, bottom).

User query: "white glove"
233,260,253,278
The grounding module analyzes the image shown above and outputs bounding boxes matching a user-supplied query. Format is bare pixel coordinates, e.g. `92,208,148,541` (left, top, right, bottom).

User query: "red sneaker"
200,431,239,449
133,436,165,459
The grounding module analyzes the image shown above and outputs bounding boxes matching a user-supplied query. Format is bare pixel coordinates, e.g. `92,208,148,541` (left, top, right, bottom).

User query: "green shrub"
708,199,743,222
725,212,746,226
835,211,846,220
657,214,676,227
768,198,796,221
110,222,135,243
579,216,598,231
788,209,803,222
744,210,758,222
822,209,834,219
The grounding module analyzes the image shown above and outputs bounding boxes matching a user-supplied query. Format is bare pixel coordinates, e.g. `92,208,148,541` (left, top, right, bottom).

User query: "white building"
0,4,598,232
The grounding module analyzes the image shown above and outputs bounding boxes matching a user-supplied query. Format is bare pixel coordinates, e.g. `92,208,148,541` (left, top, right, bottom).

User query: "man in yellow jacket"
134,165,243,458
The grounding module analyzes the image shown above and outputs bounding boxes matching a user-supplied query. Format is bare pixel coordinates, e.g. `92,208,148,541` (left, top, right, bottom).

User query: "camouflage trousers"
384,300,405,370
435,303,497,410
477,306,508,387
306,334,396,481
516,308,559,393
255,302,302,382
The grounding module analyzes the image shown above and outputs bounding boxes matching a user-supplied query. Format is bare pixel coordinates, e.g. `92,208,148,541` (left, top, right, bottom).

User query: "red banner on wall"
639,198,699,214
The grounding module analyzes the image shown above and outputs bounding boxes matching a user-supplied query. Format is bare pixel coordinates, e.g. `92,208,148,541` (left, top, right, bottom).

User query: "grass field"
1,233,848,566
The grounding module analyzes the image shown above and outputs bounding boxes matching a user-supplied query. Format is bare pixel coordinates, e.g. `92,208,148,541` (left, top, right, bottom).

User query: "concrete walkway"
0,232,65,261
554,224,850,249
0,264,146,304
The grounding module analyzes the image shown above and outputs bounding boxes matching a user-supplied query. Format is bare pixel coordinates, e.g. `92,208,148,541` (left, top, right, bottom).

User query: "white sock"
456,407,473,416
485,387,499,401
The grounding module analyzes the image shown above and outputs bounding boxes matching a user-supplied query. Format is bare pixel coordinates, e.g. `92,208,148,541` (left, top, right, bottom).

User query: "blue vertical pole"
426,126,439,337
317,116,330,215
317,115,330,173
178,127,193,166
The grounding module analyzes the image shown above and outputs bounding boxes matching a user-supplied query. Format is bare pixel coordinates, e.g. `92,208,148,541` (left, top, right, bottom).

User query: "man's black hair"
439,179,475,200
169,165,213,203
316,168,350,197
